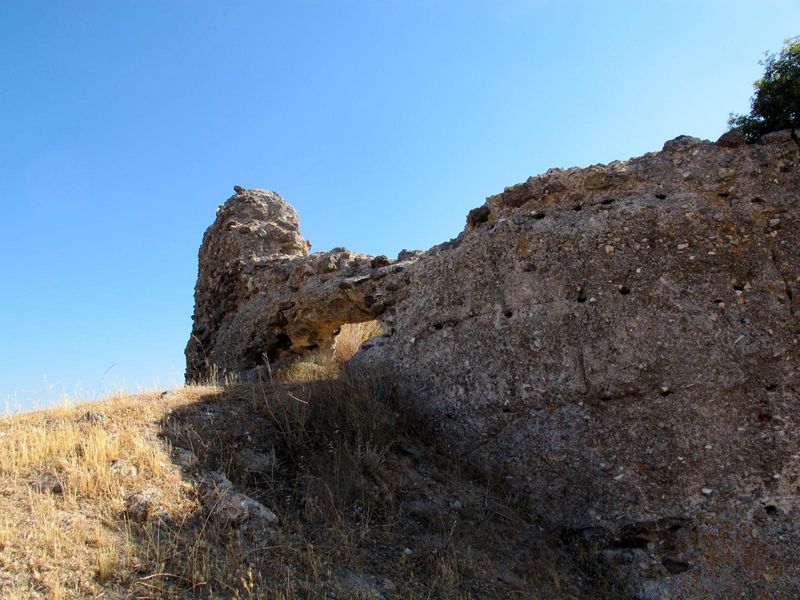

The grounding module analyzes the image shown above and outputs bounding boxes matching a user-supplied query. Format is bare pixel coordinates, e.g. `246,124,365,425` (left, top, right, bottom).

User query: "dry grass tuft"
334,320,384,362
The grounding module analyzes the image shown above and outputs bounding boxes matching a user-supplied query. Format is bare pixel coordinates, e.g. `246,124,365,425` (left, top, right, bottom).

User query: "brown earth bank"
186,129,799,599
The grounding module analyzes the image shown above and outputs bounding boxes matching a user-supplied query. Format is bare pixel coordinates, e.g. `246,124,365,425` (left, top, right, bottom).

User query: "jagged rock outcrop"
187,132,799,598
185,189,416,380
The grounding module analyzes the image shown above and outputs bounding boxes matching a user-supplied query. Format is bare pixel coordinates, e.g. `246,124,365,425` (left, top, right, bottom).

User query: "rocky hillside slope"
1,354,610,599
187,130,799,598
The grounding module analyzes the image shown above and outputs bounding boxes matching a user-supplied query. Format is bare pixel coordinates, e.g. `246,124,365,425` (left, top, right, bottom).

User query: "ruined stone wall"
187,131,800,598
185,190,416,380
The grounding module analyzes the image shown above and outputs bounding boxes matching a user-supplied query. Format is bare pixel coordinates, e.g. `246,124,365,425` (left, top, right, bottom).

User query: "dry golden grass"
0,353,612,599
0,388,214,597
334,320,384,362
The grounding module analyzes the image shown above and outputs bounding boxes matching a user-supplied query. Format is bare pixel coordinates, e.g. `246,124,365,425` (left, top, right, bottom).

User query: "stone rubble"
125,488,162,521
199,471,278,526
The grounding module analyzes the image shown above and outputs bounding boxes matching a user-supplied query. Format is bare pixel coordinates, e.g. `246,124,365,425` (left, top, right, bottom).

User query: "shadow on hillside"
141,359,631,599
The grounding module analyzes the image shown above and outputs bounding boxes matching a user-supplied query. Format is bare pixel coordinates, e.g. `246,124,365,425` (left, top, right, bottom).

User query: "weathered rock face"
186,189,415,380
187,133,799,597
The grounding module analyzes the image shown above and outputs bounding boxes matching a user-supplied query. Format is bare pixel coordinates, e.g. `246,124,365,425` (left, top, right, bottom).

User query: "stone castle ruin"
187,131,799,598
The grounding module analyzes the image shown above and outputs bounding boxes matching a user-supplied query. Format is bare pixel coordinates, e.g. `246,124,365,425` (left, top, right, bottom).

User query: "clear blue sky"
1,1,797,410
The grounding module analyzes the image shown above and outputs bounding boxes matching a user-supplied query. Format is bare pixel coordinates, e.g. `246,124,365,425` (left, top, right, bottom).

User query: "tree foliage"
728,37,800,142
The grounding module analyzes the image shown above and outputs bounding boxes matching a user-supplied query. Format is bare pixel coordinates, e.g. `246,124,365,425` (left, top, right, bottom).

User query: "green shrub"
728,36,800,142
